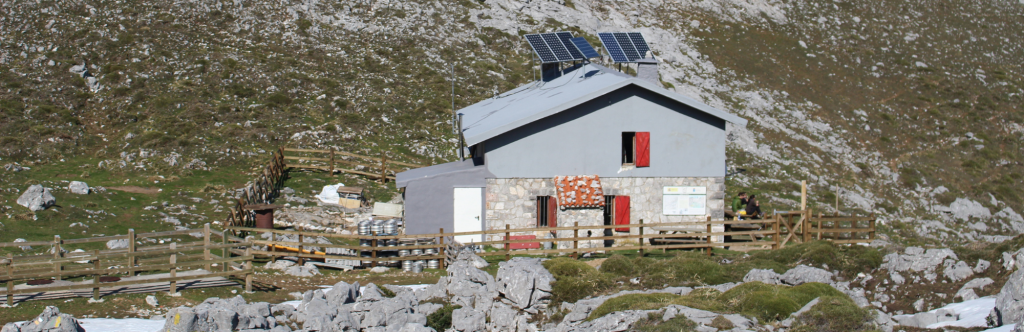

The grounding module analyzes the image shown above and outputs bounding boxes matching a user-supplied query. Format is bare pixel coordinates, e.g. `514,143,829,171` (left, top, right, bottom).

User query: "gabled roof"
458,63,748,147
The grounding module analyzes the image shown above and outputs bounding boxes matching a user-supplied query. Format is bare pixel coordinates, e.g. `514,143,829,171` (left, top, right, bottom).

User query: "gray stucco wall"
402,166,490,236
482,85,727,178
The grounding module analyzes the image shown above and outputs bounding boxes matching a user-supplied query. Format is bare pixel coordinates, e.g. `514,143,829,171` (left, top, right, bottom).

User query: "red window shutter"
635,132,650,167
548,196,558,228
615,196,630,232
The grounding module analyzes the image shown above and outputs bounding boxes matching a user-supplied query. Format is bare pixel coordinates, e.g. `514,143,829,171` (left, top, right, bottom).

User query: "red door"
615,196,630,232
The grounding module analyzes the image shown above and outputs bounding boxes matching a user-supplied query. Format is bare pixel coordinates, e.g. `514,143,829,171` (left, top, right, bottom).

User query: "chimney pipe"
635,56,660,86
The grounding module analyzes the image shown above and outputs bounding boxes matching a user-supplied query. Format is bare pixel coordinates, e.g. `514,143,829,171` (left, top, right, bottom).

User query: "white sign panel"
663,186,707,215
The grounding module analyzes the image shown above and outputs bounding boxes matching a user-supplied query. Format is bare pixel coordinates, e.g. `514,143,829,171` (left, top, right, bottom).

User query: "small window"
622,132,636,165
622,132,650,167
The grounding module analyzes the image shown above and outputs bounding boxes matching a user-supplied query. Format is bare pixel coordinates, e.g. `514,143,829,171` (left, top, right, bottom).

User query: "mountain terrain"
0,0,1022,247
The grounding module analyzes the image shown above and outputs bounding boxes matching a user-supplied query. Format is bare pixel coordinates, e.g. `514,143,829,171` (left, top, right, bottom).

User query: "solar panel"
614,33,641,61
541,33,574,62
525,34,558,63
628,32,651,59
570,37,600,59
556,32,585,60
599,33,629,63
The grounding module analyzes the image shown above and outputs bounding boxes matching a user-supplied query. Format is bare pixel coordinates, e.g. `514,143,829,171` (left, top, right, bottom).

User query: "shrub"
790,296,876,332
630,313,697,332
587,293,681,320
599,254,635,276
425,304,460,331
710,315,734,330
545,258,613,304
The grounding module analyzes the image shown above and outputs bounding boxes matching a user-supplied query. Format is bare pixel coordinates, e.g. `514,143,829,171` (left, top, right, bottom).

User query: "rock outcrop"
990,268,1024,326
16,185,55,211
495,257,554,310
3,306,84,332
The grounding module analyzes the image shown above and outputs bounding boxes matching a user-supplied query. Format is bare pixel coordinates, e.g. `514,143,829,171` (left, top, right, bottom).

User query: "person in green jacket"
731,192,748,213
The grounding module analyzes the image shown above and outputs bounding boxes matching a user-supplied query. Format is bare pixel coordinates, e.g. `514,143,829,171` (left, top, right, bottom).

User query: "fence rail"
227,211,876,267
224,147,288,231
282,147,426,183
0,224,254,305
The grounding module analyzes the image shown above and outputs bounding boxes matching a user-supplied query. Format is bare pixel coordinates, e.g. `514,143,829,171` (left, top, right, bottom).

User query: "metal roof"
458,63,748,147
395,159,494,188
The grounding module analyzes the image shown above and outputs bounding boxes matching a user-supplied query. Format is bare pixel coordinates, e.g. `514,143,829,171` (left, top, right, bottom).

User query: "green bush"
630,313,697,332
599,254,636,276
426,304,461,331
586,293,681,320
749,241,882,278
545,258,613,304
790,296,877,332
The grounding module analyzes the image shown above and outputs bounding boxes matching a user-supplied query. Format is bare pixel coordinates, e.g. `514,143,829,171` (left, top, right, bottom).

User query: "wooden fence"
225,147,288,230
0,224,253,305
282,147,425,183
229,211,877,265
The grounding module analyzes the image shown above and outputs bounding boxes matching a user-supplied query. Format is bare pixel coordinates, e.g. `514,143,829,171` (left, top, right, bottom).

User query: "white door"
453,188,483,244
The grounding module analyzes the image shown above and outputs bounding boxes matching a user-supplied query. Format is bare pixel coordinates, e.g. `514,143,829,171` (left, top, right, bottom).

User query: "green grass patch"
790,295,877,332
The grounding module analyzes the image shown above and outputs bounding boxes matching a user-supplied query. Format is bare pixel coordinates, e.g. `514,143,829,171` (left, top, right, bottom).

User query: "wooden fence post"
638,219,644,256
817,213,823,240
128,229,136,276
245,245,253,293
706,216,713,257
774,215,782,249
222,230,228,272
572,222,579,259
804,209,812,243
7,253,14,306
371,231,377,268
169,242,177,295
269,230,276,263
92,250,101,301
297,234,305,266
53,235,62,280
505,224,511,261
380,153,388,184
439,228,446,270
330,147,335,173
204,224,212,271
868,213,876,241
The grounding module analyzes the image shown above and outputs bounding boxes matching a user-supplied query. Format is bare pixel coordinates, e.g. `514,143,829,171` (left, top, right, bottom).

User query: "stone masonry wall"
484,177,725,248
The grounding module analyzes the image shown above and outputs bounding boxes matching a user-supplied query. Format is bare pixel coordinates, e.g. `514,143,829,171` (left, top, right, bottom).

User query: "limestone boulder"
990,268,1024,326
16,306,84,332
495,257,554,309
68,181,89,195
743,268,781,285
16,185,55,211
780,265,833,285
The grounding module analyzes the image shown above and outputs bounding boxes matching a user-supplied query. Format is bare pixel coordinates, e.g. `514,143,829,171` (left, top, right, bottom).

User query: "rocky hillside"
1,0,1022,245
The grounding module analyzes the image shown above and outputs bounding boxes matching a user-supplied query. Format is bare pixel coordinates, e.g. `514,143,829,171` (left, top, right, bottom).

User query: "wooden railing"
282,147,426,183
225,147,287,230
0,224,253,305
229,211,877,265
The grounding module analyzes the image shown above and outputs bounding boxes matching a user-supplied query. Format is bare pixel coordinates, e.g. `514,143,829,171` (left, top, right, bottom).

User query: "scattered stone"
743,268,781,285
943,260,974,282
456,247,489,269
68,181,89,195
780,265,833,285
146,295,159,307
956,278,995,301
975,259,992,273
263,259,296,271
106,239,129,250
370,266,389,273
495,257,554,310
3,163,23,172
284,262,321,277
13,238,31,251
16,185,55,211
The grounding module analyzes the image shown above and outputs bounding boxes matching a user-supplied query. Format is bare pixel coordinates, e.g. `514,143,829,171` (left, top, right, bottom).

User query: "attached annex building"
396,61,747,247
